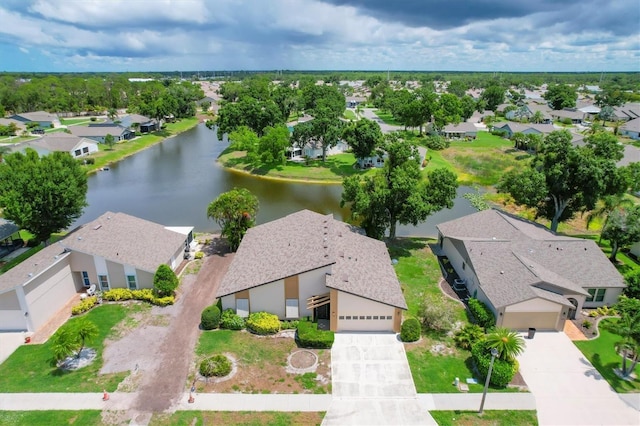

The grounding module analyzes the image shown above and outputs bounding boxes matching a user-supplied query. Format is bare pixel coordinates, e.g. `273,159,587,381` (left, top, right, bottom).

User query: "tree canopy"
207,188,259,251
497,130,626,232
341,118,383,161
341,136,458,239
601,205,640,262
291,111,343,162
0,149,88,243
480,85,505,111
543,84,577,110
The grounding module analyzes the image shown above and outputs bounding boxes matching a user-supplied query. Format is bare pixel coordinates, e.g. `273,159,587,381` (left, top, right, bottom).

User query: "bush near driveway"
102,288,174,306
296,321,334,348
201,305,221,330
400,318,421,342
471,339,518,387
468,298,495,330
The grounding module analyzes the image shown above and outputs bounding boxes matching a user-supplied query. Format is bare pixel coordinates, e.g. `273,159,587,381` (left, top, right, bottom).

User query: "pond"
74,123,479,237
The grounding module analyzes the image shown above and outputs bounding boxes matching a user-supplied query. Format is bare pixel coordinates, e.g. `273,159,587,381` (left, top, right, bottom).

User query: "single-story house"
0,118,27,135
441,122,478,139
492,123,556,138
618,144,640,167
115,114,158,133
356,153,386,169
620,117,640,140
0,212,193,332
613,103,640,122
69,124,135,143
217,210,407,332
436,209,625,331
550,109,584,124
9,111,61,129
10,133,98,158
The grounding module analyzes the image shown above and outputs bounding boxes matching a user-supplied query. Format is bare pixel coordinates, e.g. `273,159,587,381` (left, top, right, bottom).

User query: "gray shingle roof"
442,122,477,133
12,111,59,122
217,210,407,309
19,133,95,153
61,212,187,273
495,123,556,134
621,117,640,133
437,210,624,308
69,125,129,138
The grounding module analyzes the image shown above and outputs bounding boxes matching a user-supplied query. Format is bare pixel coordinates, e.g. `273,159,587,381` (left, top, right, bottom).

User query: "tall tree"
480,85,505,112
104,133,115,150
544,84,577,110
497,130,626,232
342,118,383,161
601,205,640,262
0,149,88,243
207,188,259,252
291,110,343,162
341,136,458,239
258,124,290,164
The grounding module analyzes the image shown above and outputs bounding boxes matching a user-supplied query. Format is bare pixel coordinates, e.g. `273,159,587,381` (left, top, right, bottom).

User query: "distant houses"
620,117,640,140
492,122,556,138
10,133,98,158
8,111,61,130
69,123,135,143
441,122,478,140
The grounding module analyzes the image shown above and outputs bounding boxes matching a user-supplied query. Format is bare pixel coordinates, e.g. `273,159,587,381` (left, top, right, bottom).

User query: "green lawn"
574,318,640,393
0,135,38,143
0,410,103,425
60,117,102,126
218,150,376,183
430,410,538,426
0,304,133,392
372,109,403,126
82,118,199,173
343,109,357,120
196,330,292,364
150,411,326,426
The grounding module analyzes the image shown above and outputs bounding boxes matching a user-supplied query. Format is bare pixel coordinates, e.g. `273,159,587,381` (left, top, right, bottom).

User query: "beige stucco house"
437,210,625,331
0,212,193,332
217,210,407,332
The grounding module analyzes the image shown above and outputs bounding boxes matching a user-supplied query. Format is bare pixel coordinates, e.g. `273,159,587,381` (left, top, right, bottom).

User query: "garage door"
502,312,559,331
24,262,76,331
337,314,394,332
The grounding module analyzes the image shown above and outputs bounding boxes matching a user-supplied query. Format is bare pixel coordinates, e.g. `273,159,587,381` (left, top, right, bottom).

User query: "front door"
315,304,330,321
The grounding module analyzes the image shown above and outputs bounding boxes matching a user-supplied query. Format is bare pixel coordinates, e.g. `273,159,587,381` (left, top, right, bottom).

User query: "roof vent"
500,270,504,274
77,236,82,240
93,225,102,230
342,274,349,282
338,251,344,258
28,273,33,277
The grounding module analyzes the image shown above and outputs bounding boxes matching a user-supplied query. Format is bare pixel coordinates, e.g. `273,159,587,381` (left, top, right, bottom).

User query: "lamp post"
479,347,499,414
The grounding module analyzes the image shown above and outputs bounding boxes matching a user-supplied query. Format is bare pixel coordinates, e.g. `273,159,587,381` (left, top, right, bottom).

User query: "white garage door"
502,312,559,331
337,314,395,332
24,262,76,331
0,290,27,331
336,291,395,332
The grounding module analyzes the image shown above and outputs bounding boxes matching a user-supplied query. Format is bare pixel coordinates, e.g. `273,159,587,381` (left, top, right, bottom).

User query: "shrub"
199,354,232,377
400,318,421,342
424,135,450,150
153,264,179,298
471,339,518,387
194,251,204,260
417,294,457,333
560,117,573,125
491,129,508,137
201,305,221,330
280,320,299,330
90,117,97,122
152,296,174,306
246,312,280,335
623,270,640,299
589,310,599,318
220,309,245,330
582,320,592,329
71,296,98,315
596,306,617,317
103,288,133,301
296,321,335,348
468,298,495,330
84,158,95,165
454,324,485,350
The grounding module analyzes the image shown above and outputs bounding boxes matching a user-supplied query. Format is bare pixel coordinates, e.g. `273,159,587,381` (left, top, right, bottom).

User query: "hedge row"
468,298,495,330
471,339,518,387
296,321,334,348
71,296,98,315
102,288,174,306
246,312,281,335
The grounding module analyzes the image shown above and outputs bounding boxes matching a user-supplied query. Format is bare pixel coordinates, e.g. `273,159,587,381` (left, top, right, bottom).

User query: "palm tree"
73,318,99,358
50,318,99,363
612,313,640,377
485,327,525,361
585,194,635,241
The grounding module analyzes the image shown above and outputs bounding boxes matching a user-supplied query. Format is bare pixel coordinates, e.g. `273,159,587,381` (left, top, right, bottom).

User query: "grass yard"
82,118,198,173
372,109,403,126
343,109,357,120
218,150,376,183
0,410,103,425
0,304,132,392
60,117,103,126
195,330,331,394
150,411,325,426
574,318,640,393
430,410,538,426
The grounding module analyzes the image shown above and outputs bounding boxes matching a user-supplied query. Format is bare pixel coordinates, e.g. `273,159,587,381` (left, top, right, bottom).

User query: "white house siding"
221,295,235,312
23,256,75,331
169,243,186,271
250,280,285,318
298,266,332,318
0,290,26,331
583,287,623,309
501,298,563,331
106,260,126,288
336,291,395,332
136,270,154,289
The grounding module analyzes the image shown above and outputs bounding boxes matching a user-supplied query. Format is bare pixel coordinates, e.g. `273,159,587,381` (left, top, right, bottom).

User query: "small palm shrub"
485,327,525,362
201,305,221,330
194,251,204,259
471,339,518,387
454,324,485,350
246,312,280,335
220,309,245,330
400,318,421,342
468,298,495,330
199,354,231,377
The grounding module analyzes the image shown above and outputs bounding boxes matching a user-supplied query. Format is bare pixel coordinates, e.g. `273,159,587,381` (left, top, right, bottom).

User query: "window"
285,299,299,318
373,315,379,320
236,299,249,318
74,149,81,156
82,147,89,153
386,316,392,320
81,271,91,287
366,316,372,320
359,316,365,320
586,289,606,303
339,316,344,320
98,275,109,290
127,275,137,290
346,316,351,320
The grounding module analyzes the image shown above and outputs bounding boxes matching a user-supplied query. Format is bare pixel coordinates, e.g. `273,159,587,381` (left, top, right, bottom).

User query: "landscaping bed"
194,329,331,394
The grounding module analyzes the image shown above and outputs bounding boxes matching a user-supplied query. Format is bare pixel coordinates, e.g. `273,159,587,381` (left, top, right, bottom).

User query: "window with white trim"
98,275,109,290
127,275,137,290
285,299,299,318
81,271,91,287
236,299,249,318
586,288,606,303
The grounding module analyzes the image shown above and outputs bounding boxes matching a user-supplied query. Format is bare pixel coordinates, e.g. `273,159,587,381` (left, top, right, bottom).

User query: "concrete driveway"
322,333,436,425
517,331,640,426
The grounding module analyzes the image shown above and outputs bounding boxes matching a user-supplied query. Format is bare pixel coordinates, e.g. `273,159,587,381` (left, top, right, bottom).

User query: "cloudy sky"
0,0,638,72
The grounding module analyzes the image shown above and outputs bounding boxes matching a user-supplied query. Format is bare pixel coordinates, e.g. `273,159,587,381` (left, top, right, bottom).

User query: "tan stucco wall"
250,280,285,318
106,260,126,288
69,251,97,284
23,256,75,331
136,270,154,289
500,297,564,331
336,291,395,331
505,298,564,312
221,295,235,311
0,290,25,331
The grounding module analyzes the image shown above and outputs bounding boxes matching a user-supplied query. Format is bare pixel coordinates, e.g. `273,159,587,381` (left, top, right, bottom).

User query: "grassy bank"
0,411,103,425
151,411,326,426
430,410,538,426
82,118,199,174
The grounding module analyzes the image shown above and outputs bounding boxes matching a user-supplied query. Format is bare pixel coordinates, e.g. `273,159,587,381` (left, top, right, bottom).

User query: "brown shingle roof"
61,212,186,273
217,210,407,309
437,210,624,308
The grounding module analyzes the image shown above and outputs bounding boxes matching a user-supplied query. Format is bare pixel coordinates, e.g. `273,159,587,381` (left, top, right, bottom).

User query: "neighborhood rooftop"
218,210,407,309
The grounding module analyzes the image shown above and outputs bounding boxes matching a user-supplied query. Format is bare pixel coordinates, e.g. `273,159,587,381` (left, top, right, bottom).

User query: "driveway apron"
517,331,640,426
323,333,436,425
